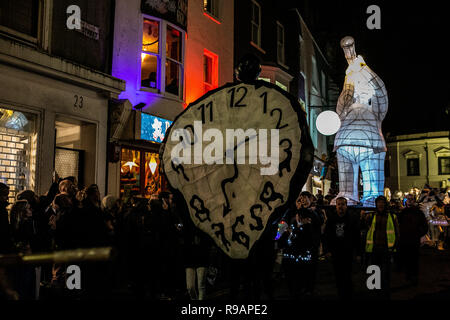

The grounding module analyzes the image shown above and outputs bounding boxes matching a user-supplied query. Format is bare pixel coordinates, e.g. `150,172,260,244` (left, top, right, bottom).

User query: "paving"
206,246,450,300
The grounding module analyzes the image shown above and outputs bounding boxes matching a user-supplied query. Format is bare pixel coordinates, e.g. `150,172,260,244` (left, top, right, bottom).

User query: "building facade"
0,0,124,202
233,1,338,194
385,131,450,192
109,0,234,198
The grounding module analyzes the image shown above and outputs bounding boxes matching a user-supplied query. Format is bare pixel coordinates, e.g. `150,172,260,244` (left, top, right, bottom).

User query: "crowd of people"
0,177,449,300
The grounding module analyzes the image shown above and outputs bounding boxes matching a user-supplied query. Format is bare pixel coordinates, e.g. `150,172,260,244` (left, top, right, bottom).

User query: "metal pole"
0,247,115,266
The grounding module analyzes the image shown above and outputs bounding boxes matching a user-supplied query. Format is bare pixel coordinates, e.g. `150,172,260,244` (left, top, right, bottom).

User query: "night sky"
293,0,450,136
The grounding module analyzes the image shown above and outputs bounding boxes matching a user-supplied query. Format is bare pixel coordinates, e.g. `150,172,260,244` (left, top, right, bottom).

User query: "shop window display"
120,147,166,199
120,149,141,199
0,107,37,203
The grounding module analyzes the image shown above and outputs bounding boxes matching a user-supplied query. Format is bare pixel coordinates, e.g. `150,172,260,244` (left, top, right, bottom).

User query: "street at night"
0,0,450,316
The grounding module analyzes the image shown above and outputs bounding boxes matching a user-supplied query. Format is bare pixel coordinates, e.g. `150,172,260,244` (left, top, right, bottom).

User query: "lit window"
251,0,261,47
277,22,285,65
0,107,37,203
438,157,450,175
204,0,219,20
141,18,160,89
120,147,165,199
120,148,141,198
203,49,218,93
141,17,184,98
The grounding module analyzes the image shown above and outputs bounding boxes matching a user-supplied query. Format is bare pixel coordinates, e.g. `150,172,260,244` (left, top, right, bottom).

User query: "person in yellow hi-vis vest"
364,195,399,299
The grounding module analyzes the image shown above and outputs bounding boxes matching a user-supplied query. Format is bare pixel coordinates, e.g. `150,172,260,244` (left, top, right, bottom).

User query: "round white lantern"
316,110,341,136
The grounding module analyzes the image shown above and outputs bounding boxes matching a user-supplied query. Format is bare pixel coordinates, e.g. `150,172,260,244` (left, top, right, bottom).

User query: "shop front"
108,108,173,199
0,38,125,199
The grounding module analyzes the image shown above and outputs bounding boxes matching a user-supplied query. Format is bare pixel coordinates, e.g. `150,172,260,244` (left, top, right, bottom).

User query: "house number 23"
74,95,84,109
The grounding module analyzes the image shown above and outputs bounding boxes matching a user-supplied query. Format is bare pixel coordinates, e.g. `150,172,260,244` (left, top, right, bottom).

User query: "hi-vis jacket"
365,212,397,252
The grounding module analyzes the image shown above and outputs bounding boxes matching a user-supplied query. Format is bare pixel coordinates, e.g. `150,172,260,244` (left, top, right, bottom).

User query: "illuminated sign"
141,113,172,143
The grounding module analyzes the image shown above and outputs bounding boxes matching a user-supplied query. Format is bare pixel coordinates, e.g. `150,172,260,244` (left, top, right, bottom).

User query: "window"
166,25,182,96
277,22,285,65
120,147,165,199
204,0,219,20
438,157,450,175
407,158,420,176
250,0,261,47
321,71,327,101
0,0,40,42
141,17,184,98
141,18,160,89
0,106,38,203
311,56,319,91
203,49,218,93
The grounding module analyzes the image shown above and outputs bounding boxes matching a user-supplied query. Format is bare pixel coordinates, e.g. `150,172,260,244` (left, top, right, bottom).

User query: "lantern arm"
336,78,355,117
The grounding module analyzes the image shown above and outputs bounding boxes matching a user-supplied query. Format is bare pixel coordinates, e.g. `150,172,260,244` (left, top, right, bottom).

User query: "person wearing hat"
364,195,399,299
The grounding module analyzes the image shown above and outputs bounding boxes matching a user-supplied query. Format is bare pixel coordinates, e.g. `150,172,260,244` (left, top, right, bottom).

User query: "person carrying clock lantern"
278,191,323,298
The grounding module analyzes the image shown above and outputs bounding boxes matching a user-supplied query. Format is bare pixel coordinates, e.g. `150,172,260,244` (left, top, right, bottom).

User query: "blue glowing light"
141,113,172,143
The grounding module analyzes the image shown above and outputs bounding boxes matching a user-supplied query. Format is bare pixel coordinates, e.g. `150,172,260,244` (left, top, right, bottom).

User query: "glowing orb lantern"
316,110,341,136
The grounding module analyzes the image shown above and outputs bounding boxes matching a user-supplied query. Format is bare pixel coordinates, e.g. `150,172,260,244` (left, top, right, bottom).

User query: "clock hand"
221,135,256,218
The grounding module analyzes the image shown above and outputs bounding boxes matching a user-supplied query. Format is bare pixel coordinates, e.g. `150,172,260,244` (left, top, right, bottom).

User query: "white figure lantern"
331,36,388,207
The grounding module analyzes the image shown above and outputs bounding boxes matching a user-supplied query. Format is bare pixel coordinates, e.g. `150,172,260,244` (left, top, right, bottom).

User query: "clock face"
161,81,313,259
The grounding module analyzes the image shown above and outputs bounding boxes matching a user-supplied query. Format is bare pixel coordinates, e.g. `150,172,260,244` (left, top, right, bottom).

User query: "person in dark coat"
0,183,13,254
279,191,323,298
123,197,153,298
153,195,179,299
10,200,37,300
323,197,361,299
398,193,428,286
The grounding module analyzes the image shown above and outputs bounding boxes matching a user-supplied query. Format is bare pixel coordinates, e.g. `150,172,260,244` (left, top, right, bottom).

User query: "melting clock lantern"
160,59,313,258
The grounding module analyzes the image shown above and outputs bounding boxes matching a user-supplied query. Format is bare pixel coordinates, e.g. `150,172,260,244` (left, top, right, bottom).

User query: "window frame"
0,0,49,47
0,103,41,202
438,156,450,175
203,0,220,21
119,146,166,197
203,49,218,94
276,21,285,65
406,158,420,176
250,0,261,47
140,15,185,100
141,17,162,92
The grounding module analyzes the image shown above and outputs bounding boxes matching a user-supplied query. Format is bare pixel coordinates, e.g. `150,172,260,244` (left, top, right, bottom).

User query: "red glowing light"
203,12,221,25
